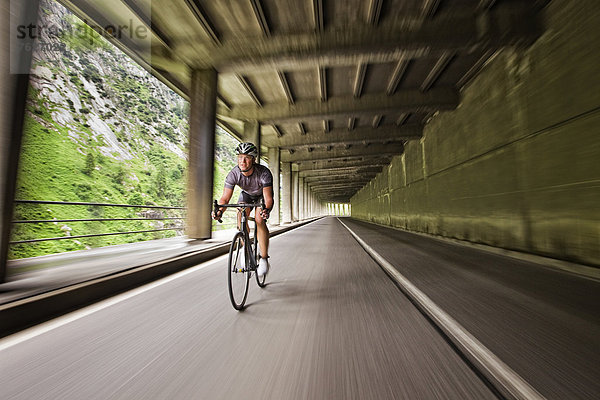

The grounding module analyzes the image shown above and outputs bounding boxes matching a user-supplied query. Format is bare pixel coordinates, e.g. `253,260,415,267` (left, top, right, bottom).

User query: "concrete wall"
351,0,600,267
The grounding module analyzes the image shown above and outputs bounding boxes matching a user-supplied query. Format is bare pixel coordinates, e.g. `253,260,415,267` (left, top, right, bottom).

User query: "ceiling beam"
372,115,383,128
312,0,324,32
224,87,459,123
421,0,442,19
421,51,454,91
281,143,403,162
319,67,328,102
366,0,383,25
300,166,383,177
317,188,362,195
236,74,262,107
353,63,367,98
456,49,496,88
216,118,242,139
177,8,540,73
278,71,294,104
478,0,497,10
310,183,370,191
347,117,356,131
310,179,370,187
304,174,378,184
271,124,283,137
273,124,422,148
298,122,306,135
183,0,220,45
122,0,171,48
297,157,392,171
386,59,410,95
250,0,270,36
396,113,410,126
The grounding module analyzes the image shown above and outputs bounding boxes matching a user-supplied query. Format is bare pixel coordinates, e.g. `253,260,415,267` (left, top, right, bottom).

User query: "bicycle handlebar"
213,199,266,223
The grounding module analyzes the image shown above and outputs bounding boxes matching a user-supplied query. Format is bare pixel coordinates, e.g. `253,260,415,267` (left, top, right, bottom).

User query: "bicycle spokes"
228,232,249,310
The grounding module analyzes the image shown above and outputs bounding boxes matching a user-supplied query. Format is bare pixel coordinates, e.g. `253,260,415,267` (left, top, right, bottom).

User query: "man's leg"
255,213,269,258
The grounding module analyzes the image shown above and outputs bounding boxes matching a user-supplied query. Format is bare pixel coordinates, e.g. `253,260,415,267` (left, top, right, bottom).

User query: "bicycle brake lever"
213,200,223,223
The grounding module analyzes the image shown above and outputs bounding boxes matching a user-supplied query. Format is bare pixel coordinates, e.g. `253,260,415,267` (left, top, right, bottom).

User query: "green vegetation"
10,1,240,259
61,15,112,53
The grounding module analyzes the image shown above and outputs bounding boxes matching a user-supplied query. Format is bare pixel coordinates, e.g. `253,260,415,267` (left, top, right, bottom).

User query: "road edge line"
337,218,546,400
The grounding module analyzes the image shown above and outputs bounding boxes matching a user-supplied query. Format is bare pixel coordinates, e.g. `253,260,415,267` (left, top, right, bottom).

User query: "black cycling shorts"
238,191,263,205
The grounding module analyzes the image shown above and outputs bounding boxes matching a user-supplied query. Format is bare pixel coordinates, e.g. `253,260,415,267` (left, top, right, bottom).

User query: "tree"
113,165,126,185
83,152,95,175
154,166,167,199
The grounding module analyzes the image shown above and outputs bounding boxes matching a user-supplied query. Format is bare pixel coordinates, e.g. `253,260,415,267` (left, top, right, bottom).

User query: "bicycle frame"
214,200,267,310
214,200,263,272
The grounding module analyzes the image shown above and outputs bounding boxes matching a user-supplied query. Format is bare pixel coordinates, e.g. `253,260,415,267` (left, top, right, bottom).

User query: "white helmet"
235,142,258,159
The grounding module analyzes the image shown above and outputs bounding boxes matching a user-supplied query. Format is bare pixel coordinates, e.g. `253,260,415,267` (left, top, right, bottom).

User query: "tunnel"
0,1,598,399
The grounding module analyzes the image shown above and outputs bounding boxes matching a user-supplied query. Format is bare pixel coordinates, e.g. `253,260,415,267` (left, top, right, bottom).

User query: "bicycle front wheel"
228,232,249,310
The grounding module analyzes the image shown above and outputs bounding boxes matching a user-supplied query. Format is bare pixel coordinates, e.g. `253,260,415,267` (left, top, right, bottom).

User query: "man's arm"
260,186,274,218
213,187,234,219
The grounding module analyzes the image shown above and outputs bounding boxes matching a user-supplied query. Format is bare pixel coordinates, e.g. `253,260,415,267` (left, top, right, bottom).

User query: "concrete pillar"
267,147,280,225
292,170,299,221
0,0,39,282
281,162,292,224
244,121,260,160
187,69,217,239
298,177,304,220
305,182,309,218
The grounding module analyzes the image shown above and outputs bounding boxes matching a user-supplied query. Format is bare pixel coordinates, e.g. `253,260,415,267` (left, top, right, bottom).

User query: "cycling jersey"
224,164,273,197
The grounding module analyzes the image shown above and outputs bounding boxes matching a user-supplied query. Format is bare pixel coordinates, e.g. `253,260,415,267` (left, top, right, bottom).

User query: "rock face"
29,0,190,164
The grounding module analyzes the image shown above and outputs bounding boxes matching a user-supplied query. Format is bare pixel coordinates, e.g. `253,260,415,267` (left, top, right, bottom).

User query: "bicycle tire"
228,231,249,310
255,234,267,288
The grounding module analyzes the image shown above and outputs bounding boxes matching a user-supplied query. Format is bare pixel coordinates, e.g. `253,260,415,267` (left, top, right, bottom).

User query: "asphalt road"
1,217,597,399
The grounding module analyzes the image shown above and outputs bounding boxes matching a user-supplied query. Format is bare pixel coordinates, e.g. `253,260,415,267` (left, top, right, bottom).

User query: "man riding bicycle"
212,142,274,277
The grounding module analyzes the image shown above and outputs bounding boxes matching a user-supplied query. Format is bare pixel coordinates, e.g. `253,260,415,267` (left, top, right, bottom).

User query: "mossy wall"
351,0,600,266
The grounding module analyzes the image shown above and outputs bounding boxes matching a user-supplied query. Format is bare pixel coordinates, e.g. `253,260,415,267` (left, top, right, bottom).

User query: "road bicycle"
213,200,267,310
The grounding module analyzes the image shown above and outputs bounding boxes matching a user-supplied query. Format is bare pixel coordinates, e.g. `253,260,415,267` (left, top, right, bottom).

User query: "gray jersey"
225,164,273,196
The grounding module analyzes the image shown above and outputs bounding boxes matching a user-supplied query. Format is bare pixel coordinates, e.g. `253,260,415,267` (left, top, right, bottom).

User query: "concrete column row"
268,147,280,225
185,67,326,240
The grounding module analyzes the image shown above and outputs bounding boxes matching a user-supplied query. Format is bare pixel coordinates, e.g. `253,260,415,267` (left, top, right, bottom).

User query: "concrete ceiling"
58,0,547,202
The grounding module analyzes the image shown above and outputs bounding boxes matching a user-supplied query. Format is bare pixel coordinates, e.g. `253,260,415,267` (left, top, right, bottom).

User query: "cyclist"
212,142,274,276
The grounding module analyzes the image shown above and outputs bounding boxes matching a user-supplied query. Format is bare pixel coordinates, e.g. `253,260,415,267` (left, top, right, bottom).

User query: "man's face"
237,154,254,173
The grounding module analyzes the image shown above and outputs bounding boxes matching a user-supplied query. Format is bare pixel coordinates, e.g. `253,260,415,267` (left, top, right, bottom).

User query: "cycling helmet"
235,142,258,159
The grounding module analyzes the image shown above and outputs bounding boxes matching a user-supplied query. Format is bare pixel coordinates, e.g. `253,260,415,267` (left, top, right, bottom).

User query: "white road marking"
0,220,318,352
0,254,228,352
338,218,546,400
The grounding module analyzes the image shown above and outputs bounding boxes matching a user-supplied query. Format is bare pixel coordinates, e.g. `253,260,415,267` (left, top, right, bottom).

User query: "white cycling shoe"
257,257,270,277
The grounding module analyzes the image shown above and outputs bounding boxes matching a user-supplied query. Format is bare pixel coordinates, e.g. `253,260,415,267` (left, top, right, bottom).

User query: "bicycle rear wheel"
255,234,267,288
228,232,249,310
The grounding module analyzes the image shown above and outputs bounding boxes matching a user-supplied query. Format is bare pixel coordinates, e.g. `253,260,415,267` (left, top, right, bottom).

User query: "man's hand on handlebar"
212,200,224,222
212,208,223,220
259,207,271,219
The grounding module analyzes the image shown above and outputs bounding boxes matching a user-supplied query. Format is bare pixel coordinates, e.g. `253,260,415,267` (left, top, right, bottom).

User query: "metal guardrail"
10,200,185,245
